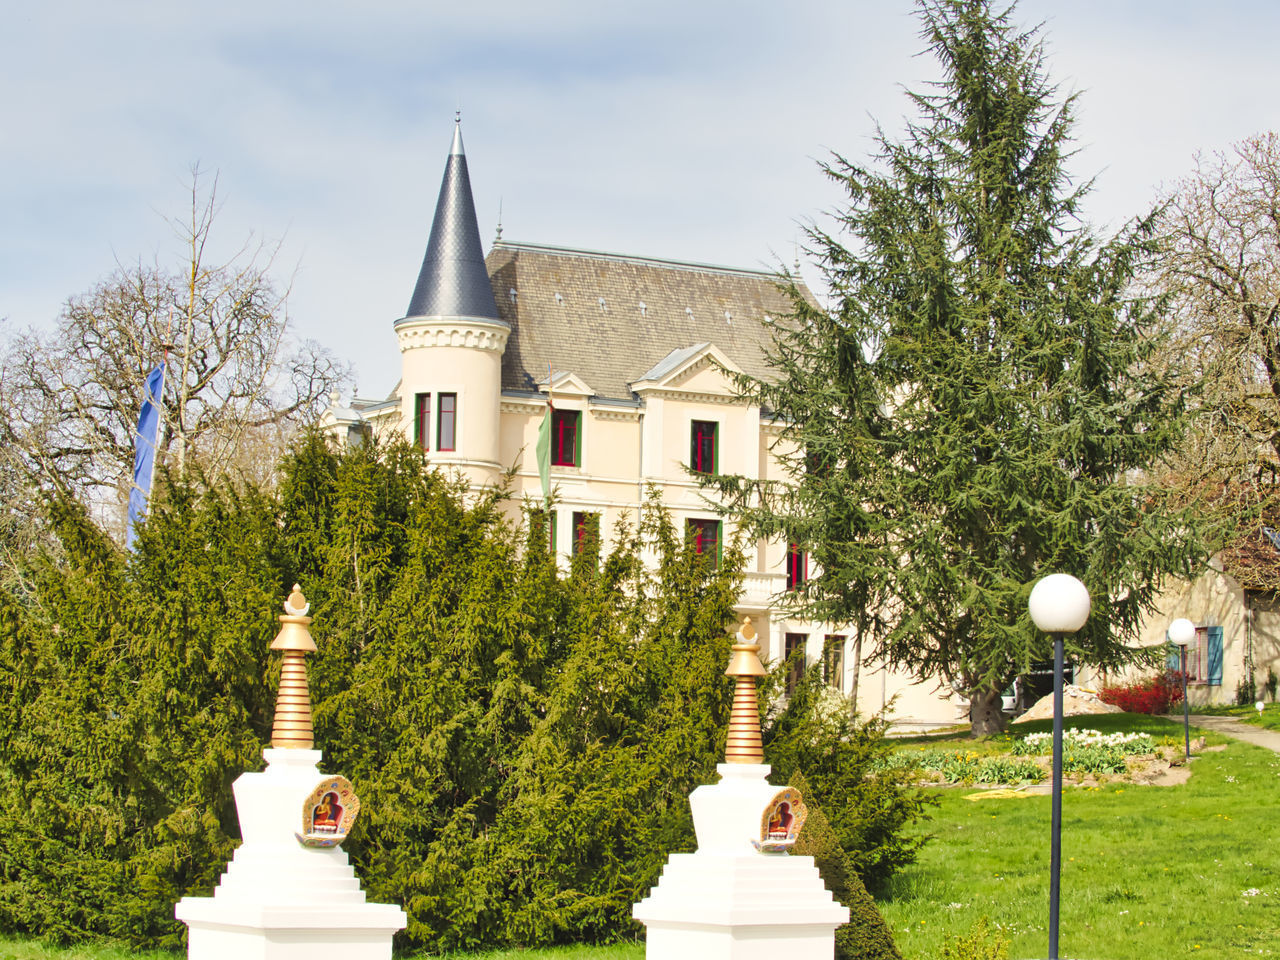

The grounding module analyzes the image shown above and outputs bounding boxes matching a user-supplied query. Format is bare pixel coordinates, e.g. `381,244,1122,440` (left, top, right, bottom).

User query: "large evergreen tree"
714,0,1203,734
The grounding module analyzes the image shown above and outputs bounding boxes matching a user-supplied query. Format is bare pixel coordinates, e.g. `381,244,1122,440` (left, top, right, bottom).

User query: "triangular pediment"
631,342,742,395
538,370,594,399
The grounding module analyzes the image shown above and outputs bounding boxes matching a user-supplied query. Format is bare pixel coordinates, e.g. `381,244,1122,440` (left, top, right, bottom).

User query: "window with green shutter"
1206,625,1224,686
1175,624,1225,685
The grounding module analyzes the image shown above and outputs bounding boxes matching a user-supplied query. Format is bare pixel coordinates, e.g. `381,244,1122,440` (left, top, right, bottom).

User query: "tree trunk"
969,685,1005,737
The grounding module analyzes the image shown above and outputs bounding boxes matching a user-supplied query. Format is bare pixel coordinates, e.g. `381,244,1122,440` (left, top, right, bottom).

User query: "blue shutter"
1165,630,1181,671
1207,626,1224,685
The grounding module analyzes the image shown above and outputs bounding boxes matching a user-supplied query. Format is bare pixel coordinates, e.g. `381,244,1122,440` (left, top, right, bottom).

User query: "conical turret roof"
403,120,502,323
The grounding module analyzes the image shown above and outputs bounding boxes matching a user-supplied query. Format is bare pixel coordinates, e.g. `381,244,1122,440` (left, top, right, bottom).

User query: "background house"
322,120,968,729
1077,525,1280,707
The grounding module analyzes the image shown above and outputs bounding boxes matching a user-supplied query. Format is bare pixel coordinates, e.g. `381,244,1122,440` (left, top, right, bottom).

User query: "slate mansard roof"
486,241,803,402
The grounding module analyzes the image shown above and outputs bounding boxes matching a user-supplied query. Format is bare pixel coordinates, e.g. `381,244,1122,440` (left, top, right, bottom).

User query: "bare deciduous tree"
0,168,350,536
1146,132,1280,594
1151,133,1280,489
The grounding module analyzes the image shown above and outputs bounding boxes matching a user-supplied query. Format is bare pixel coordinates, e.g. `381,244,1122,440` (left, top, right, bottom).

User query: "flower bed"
901,749,1045,785
1099,671,1185,714
886,728,1163,785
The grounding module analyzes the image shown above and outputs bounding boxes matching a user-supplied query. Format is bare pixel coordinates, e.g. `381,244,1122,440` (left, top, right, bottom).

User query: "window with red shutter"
690,420,718,474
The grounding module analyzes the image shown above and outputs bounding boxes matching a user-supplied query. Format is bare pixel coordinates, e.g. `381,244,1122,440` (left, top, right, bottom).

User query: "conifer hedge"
0,436,927,951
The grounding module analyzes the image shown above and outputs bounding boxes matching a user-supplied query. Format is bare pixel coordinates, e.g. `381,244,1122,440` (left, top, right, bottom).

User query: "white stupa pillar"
176,586,406,960
632,618,848,959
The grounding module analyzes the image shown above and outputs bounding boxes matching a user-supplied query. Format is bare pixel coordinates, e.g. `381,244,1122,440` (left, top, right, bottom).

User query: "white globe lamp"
1028,573,1092,634
1168,617,1196,761
1168,617,1195,648
1027,572,1090,960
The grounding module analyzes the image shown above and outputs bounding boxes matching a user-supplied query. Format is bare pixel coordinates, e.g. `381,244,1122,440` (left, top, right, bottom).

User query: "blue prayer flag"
126,362,166,550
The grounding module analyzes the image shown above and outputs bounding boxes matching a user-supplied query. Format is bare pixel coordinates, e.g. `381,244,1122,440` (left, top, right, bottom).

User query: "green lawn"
1194,700,1280,731
0,941,179,960
422,947,643,959
0,941,644,960
879,714,1280,959
6,714,1276,960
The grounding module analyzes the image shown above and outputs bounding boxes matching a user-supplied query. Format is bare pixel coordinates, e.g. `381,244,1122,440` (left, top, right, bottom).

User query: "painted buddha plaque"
751,786,808,854
296,775,360,848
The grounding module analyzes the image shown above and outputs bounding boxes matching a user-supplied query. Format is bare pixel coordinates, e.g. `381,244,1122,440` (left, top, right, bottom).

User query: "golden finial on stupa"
724,616,767,764
269,584,318,749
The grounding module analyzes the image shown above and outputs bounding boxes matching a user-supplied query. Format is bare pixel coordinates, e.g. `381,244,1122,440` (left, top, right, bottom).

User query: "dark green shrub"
765,667,934,890
0,436,929,954
1236,673,1258,706
790,771,902,960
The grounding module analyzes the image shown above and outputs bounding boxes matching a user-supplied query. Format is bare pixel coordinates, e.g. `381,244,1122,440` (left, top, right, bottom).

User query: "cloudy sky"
4,1,1278,395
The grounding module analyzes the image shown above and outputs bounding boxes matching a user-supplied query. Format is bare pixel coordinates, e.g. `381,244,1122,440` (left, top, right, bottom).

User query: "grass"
420,947,643,959
0,940,179,960
878,713,1280,959
1193,700,1280,731
0,941,643,960
6,714,1276,960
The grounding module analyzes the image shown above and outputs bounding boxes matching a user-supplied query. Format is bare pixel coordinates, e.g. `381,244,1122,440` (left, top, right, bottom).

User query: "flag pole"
535,362,555,510
125,312,171,550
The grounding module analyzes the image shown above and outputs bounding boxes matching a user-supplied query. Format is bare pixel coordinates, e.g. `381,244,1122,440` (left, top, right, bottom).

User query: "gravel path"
1174,713,1280,753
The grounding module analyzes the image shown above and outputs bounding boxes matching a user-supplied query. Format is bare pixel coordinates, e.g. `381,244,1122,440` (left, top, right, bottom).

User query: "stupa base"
642,921,841,960
633,850,847,960
177,900,406,960
176,749,406,960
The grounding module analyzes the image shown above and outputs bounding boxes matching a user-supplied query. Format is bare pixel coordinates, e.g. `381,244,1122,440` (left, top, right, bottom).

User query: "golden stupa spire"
724,617,767,764
269,584,318,749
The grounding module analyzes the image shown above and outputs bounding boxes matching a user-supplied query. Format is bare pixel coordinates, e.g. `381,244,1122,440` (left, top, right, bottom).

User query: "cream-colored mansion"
322,121,968,727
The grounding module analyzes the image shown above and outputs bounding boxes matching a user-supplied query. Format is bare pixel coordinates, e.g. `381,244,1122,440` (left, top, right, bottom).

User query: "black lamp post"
1029,573,1091,960
1169,617,1196,761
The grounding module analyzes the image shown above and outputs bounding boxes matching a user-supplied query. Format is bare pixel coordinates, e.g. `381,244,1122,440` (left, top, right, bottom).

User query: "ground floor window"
786,543,807,591
686,518,721,568
1169,625,1223,685
784,632,807,695
572,511,600,556
823,635,845,692
528,509,555,554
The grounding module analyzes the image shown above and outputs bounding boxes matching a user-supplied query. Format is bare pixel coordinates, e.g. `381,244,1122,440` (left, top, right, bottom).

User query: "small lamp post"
1168,617,1196,761
1029,573,1091,960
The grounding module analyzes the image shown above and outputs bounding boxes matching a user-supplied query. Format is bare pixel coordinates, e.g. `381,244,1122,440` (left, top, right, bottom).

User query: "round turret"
396,118,508,486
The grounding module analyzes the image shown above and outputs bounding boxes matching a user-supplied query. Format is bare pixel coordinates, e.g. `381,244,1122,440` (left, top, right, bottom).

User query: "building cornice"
500,398,643,421
396,316,511,353
501,398,546,415
761,421,787,438
634,387,745,406
589,404,642,422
